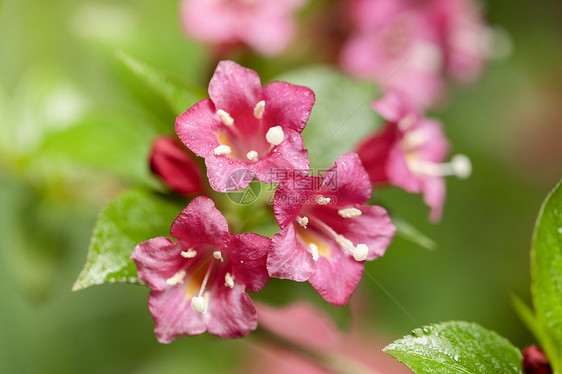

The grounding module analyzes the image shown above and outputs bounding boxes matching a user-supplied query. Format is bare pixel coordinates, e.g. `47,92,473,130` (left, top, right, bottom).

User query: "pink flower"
356,92,471,222
176,60,314,193
267,153,395,306
180,0,307,56
131,196,270,343
149,135,204,195
339,0,490,108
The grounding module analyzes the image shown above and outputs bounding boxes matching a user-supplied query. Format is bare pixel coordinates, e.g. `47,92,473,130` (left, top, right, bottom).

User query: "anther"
224,272,234,288
165,269,186,286
216,109,234,127
181,249,197,258
450,154,472,179
297,216,309,228
213,251,223,261
316,195,331,205
214,144,232,156
266,126,284,146
247,150,258,161
253,100,265,119
190,296,207,313
338,208,362,218
352,244,368,261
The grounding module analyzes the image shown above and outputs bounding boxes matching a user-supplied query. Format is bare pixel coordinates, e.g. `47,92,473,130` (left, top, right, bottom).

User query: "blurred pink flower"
356,92,471,222
180,0,307,56
149,135,204,195
175,60,313,192
131,196,270,343
267,153,395,306
339,0,490,108
241,302,411,374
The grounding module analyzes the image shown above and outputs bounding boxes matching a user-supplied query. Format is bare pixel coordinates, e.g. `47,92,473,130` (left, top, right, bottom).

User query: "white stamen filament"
307,216,369,262
266,126,284,146
308,243,319,262
316,195,331,205
297,216,309,228
224,272,234,288
216,109,234,127
190,258,215,313
213,251,223,261
408,154,472,179
165,269,186,286
338,208,362,218
181,249,197,258
214,144,232,156
398,114,416,131
253,100,265,119
246,150,258,161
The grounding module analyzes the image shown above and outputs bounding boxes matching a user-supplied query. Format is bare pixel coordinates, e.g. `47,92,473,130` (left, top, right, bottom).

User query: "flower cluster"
339,0,491,108
134,61,398,342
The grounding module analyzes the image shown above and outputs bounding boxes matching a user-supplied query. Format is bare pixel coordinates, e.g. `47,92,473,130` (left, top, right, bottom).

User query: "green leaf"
72,189,183,291
383,321,523,373
531,179,562,370
511,294,559,369
274,66,380,169
391,213,438,251
116,50,206,115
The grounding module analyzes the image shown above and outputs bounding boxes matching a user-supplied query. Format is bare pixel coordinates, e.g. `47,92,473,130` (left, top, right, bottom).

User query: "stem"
252,327,382,374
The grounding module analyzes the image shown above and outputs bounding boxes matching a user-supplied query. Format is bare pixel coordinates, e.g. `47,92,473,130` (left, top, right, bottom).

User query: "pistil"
408,154,472,179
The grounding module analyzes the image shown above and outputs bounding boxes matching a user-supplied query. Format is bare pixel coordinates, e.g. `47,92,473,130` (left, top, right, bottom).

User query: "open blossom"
267,153,395,306
176,60,314,192
339,0,490,108
356,92,471,222
180,0,307,56
131,196,270,343
149,135,204,195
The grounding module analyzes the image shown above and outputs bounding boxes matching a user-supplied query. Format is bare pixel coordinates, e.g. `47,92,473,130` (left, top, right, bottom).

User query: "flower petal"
204,155,255,193
148,287,208,343
175,99,222,158
313,205,395,261
422,175,446,222
262,81,315,133
207,283,258,338
267,224,316,282
170,197,231,247
208,60,262,135
371,91,413,123
308,240,365,306
228,233,271,292
131,237,183,291
386,144,422,192
319,152,372,206
253,129,310,185
356,124,400,184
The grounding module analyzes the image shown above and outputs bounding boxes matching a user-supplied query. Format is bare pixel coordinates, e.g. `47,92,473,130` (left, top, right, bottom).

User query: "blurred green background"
1,0,561,372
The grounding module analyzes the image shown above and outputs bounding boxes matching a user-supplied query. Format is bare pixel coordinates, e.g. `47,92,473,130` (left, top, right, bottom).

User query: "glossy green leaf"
72,189,183,291
531,179,562,370
383,321,523,373
116,50,206,115
274,66,380,169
